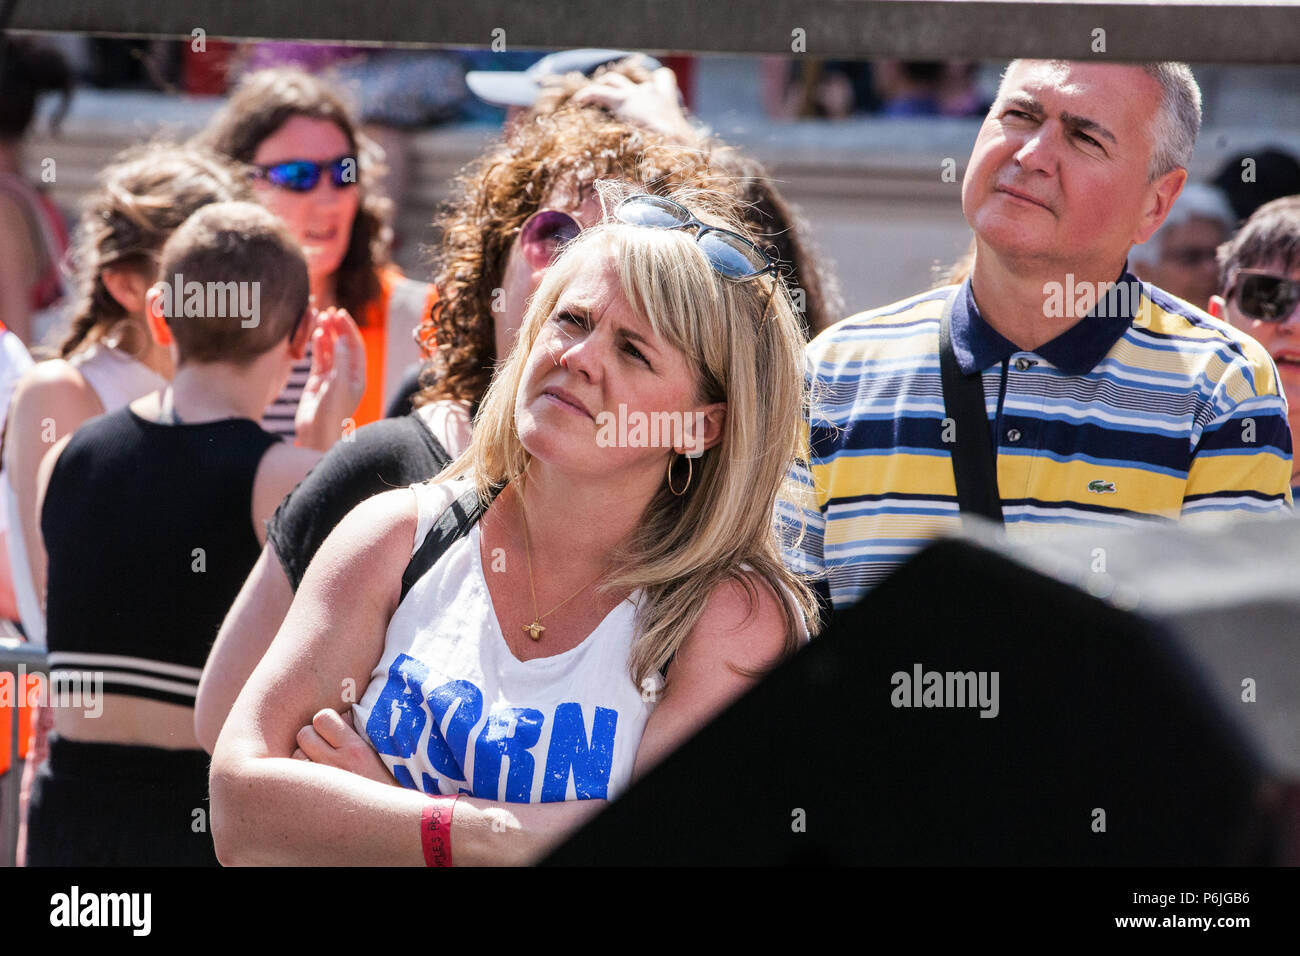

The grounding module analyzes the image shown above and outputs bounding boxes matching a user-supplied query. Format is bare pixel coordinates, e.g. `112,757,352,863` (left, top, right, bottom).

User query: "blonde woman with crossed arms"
210,188,818,865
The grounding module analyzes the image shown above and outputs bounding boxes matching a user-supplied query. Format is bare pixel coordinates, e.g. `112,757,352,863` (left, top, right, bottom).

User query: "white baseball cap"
466,49,664,108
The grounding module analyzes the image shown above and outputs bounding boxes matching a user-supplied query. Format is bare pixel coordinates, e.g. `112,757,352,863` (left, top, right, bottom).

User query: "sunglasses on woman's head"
614,194,780,281
250,155,359,192
518,208,585,269
1231,270,1300,322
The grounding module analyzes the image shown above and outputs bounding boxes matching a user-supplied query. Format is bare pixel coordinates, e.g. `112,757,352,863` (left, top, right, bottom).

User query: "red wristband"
421,795,459,867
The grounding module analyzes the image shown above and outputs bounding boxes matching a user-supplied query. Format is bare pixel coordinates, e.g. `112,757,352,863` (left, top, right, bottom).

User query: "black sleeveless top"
267,410,451,592
42,407,280,706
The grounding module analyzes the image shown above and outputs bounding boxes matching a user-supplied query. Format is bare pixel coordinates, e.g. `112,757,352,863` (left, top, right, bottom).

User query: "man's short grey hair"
1142,62,1201,180
997,60,1202,181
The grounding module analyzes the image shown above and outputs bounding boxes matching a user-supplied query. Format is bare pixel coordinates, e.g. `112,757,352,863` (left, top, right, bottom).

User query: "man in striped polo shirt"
783,60,1294,613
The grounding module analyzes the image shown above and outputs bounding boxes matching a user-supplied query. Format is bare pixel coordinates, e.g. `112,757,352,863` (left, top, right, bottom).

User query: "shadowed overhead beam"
6,0,1300,64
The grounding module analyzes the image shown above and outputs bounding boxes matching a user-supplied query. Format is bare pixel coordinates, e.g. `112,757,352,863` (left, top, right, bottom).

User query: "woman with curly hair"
195,106,742,751
528,56,844,336
196,67,432,437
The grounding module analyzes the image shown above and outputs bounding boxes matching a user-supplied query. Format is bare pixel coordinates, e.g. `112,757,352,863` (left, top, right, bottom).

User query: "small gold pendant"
523,621,545,641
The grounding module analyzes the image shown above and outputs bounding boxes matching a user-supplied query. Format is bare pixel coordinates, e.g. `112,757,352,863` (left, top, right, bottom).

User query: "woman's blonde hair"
441,184,819,688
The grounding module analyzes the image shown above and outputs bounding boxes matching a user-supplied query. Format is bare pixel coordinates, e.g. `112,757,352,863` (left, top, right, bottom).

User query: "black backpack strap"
938,288,1004,525
399,486,495,603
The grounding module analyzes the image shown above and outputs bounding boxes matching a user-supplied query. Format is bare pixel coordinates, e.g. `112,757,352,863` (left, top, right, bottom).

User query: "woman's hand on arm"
288,702,607,865
292,707,397,785
630,573,791,780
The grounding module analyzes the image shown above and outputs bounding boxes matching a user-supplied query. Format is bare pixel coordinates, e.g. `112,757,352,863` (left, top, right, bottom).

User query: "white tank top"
69,342,167,413
413,399,472,460
4,343,165,643
351,478,657,803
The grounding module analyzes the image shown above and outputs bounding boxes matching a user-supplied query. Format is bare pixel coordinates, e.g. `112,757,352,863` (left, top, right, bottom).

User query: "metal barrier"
0,638,48,868
12,0,1300,64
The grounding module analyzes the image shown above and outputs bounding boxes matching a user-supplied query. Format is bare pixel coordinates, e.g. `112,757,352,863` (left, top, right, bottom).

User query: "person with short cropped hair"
25,201,357,865
5,145,257,866
1209,195,1300,496
784,60,1293,613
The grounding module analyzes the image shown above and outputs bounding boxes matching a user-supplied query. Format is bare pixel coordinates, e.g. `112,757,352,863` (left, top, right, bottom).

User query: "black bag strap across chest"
400,486,498,603
938,288,1004,525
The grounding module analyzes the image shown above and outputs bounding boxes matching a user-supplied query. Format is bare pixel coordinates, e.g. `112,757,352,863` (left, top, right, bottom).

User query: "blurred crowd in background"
2,32,1300,867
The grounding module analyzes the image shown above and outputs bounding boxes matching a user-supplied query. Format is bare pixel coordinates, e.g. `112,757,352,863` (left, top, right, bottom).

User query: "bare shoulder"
4,361,102,466
299,487,420,613
10,359,101,420
312,486,417,565
679,570,791,673
633,569,795,775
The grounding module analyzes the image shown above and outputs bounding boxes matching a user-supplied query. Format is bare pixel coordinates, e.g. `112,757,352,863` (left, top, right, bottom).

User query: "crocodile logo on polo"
1087,479,1117,494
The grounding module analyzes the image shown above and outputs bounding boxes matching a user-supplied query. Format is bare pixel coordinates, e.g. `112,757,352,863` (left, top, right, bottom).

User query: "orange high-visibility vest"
352,268,438,427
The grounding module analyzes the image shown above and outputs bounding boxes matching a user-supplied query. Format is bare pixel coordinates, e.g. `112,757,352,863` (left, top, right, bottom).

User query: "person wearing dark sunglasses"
515,193,781,285
1210,195,1300,494
249,154,359,192
196,67,436,440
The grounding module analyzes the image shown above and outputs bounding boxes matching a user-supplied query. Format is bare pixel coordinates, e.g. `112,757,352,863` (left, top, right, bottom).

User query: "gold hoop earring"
667,453,693,496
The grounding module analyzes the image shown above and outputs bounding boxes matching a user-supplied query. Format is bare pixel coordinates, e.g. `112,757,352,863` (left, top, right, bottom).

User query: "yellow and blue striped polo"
780,272,1294,612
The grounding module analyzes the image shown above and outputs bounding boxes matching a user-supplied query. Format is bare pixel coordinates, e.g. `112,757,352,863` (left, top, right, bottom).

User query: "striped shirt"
260,271,435,438
262,341,313,439
780,272,1294,613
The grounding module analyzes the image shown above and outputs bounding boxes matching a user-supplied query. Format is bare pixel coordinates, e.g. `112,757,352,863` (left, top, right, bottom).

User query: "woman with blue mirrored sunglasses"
198,67,437,439
250,155,359,192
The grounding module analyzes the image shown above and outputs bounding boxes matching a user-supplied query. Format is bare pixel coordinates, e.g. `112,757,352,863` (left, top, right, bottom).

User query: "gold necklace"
517,488,608,641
